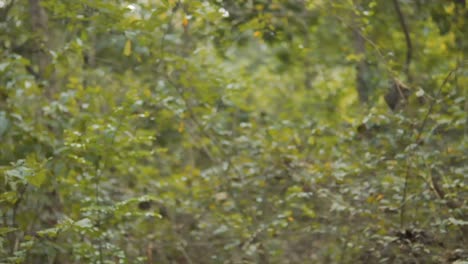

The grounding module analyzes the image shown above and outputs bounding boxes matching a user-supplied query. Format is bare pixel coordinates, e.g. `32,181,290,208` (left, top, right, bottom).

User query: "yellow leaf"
444,3,455,14
439,43,447,52
258,180,266,187
182,18,189,27
254,31,261,38
143,88,151,98
178,122,184,132
270,3,280,10
123,39,132,56
345,53,364,62
376,194,384,202
214,192,228,201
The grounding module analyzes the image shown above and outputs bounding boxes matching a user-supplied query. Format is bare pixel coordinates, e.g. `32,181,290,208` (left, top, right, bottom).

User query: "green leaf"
37,227,61,238
416,88,425,97
74,218,93,228
0,111,9,138
448,217,468,226
123,39,132,56
26,169,47,187
0,191,18,204
5,167,30,181
0,227,17,235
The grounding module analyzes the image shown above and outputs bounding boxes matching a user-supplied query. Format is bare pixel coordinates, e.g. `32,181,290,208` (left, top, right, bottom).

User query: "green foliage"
0,0,467,263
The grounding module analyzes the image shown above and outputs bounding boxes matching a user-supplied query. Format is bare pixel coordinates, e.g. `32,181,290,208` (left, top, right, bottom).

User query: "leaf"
5,164,31,182
345,53,364,62
37,227,61,238
178,121,184,132
0,191,18,204
448,217,468,226
0,227,17,235
74,218,93,228
0,62,9,72
123,39,132,56
214,192,228,201
27,168,47,187
416,88,425,97
213,225,228,235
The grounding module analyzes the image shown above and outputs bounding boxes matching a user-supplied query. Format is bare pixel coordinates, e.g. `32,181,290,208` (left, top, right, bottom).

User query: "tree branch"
392,0,413,80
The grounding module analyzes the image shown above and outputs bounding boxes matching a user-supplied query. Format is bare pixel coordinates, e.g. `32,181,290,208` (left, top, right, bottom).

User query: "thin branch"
177,244,194,264
416,69,455,141
399,68,456,228
9,184,28,254
333,14,397,80
392,0,413,80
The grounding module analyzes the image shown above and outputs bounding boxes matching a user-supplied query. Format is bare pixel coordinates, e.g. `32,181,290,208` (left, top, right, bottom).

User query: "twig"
416,70,454,141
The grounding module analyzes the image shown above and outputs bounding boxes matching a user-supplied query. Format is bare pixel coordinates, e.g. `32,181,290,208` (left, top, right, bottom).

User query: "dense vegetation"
0,0,467,263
